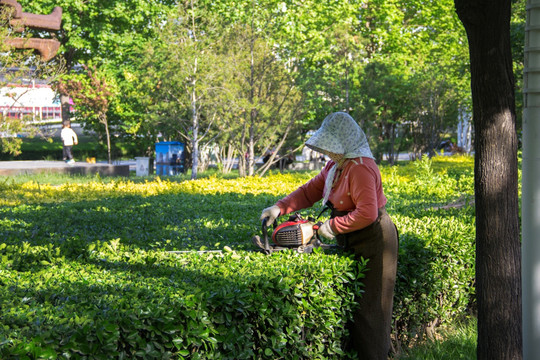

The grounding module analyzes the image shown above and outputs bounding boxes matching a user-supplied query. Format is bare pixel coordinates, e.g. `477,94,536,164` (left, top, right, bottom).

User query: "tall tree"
354,0,469,160
106,58,160,158
137,1,226,179
407,68,461,158
359,61,411,163
454,1,522,359
273,0,366,127
220,23,303,177
19,0,176,126
55,65,117,164
210,0,365,132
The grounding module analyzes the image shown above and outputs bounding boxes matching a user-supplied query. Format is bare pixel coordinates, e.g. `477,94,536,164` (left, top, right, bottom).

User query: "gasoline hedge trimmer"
252,212,339,254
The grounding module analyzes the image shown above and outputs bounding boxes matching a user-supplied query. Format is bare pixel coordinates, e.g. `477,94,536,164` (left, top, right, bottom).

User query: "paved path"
0,160,130,177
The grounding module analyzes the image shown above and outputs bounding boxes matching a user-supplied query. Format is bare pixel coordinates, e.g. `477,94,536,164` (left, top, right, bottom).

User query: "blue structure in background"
155,141,185,176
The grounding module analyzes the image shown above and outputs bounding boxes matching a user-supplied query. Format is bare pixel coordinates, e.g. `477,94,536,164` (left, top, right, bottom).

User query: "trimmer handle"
312,221,324,240
261,217,278,254
261,217,278,231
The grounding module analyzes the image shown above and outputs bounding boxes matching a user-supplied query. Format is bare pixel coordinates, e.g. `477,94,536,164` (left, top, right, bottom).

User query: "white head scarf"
305,112,374,205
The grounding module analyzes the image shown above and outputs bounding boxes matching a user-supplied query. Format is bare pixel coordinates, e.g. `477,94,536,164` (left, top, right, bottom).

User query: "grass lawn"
399,317,477,359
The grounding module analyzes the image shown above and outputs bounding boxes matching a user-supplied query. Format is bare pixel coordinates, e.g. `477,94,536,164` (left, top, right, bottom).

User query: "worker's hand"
260,205,281,226
318,220,336,240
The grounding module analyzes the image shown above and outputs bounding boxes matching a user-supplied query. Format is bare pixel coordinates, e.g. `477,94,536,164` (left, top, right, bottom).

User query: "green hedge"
0,157,478,357
383,156,476,347
1,241,367,359
0,136,142,161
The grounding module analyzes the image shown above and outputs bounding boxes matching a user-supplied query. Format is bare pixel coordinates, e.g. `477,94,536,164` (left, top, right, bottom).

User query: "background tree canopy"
3,0,525,175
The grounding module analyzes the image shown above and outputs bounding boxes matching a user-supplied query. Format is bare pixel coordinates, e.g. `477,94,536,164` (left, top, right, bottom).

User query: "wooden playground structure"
1,0,62,61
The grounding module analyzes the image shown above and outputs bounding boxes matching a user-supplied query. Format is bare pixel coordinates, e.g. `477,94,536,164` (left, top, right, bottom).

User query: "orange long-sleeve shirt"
276,157,387,234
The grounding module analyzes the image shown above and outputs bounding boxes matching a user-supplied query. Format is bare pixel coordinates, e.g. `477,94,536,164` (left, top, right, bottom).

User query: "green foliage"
381,156,475,348
7,0,525,166
0,243,366,359
18,0,177,65
0,136,138,162
15,0,177,155
0,156,476,357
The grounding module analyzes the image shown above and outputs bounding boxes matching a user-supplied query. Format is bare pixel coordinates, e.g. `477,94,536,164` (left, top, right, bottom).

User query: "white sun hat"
305,112,374,204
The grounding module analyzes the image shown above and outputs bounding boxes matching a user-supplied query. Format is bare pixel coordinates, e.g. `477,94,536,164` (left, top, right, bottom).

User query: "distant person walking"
61,123,78,164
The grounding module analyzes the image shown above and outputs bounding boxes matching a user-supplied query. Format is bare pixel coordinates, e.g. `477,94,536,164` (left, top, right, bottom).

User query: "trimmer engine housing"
272,218,315,247
252,212,338,254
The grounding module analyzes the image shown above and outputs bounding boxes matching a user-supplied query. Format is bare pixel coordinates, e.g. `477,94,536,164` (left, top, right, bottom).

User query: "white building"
0,82,62,124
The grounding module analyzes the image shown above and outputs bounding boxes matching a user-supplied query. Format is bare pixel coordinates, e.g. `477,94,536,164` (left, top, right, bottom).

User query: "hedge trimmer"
251,212,339,255
167,209,339,255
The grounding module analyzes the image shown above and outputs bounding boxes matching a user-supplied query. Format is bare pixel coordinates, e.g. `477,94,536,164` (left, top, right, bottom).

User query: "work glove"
318,220,336,240
260,205,281,226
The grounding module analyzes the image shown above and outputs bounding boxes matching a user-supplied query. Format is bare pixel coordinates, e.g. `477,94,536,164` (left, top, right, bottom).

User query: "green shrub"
0,136,143,161
0,156,477,357
0,241,366,359
382,156,476,347
392,210,475,345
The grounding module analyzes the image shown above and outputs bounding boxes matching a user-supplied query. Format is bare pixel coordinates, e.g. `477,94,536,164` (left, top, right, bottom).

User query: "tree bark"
60,93,70,126
191,84,199,180
454,1,522,359
102,115,111,165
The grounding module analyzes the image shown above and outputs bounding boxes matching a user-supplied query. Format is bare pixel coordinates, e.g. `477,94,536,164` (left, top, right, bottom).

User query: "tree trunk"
248,32,256,177
238,117,247,177
191,86,199,180
455,1,522,359
220,144,235,174
388,122,396,165
248,108,256,176
60,50,74,127
60,93,70,126
102,115,111,164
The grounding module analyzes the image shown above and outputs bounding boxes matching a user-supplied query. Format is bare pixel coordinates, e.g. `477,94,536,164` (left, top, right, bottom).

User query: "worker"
260,111,398,359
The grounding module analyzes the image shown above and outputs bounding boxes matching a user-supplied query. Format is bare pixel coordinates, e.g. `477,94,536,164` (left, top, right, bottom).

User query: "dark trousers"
334,207,399,360
63,145,73,160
